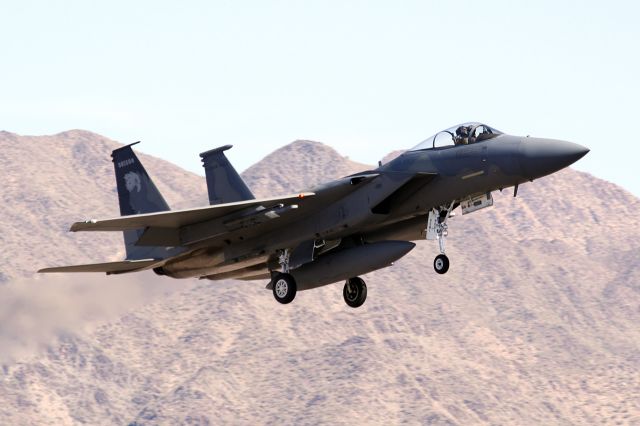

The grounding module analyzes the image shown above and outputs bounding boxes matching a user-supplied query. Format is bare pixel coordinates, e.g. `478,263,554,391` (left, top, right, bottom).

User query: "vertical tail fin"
200,145,255,205
111,142,171,260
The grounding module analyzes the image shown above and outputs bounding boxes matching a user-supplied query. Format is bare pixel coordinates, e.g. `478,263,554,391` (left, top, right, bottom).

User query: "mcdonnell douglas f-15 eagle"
40,123,589,308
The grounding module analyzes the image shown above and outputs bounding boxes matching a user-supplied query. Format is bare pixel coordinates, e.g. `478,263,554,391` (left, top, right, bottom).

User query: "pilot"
455,126,470,145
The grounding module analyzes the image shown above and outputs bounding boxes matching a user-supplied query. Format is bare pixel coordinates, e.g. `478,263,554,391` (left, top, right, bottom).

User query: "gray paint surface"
200,145,255,205
41,123,589,293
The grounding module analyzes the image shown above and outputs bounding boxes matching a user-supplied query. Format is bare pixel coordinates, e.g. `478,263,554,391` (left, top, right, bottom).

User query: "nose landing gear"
427,201,456,274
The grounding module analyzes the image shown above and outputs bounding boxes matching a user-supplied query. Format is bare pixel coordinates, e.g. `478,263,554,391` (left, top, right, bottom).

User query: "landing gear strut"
343,277,367,308
272,248,297,304
428,201,455,274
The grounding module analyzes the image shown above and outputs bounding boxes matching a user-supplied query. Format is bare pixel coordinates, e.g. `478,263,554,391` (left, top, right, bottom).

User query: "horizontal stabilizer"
70,192,315,232
38,259,159,274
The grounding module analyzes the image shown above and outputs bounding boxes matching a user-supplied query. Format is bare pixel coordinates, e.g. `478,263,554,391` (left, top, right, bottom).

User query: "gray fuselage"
157,132,588,285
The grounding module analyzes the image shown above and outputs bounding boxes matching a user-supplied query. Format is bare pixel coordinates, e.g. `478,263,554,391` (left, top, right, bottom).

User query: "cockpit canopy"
410,122,502,151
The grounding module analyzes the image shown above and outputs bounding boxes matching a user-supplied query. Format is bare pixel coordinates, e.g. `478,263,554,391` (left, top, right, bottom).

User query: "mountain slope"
241,139,369,196
0,131,639,425
0,130,208,281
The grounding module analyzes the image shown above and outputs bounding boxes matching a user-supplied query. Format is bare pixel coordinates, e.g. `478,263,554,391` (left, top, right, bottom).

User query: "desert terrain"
0,130,638,425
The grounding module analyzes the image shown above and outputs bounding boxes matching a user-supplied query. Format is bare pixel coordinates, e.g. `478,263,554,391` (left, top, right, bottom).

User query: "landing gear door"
460,192,493,215
426,210,438,240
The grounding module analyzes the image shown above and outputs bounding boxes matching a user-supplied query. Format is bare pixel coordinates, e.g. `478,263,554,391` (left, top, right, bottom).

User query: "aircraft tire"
434,254,450,274
272,273,297,304
343,277,367,308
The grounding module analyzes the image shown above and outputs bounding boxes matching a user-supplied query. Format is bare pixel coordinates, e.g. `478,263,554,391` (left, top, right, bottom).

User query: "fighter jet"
39,123,589,308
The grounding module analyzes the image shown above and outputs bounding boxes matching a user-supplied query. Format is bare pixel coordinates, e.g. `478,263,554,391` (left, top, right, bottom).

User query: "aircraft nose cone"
520,138,589,179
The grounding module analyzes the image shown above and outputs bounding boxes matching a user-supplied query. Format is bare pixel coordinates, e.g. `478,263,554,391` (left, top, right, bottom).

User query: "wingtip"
70,219,97,232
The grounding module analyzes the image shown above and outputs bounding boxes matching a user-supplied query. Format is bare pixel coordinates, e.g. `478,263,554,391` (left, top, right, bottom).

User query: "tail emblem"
124,172,141,193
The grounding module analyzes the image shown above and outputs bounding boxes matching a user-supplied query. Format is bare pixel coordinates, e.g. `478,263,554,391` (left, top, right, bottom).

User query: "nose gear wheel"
434,254,450,274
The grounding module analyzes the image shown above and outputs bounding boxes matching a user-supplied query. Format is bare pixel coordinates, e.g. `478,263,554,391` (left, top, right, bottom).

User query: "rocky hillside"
241,139,369,195
0,131,639,425
0,130,208,281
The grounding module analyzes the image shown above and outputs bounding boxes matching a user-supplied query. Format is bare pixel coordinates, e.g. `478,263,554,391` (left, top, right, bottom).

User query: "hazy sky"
1,1,638,196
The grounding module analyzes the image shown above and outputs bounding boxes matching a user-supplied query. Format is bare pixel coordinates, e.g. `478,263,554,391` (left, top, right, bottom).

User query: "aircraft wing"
70,192,315,232
38,259,160,274
67,171,426,250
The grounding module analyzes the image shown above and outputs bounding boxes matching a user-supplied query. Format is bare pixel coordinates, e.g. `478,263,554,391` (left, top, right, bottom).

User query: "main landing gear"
428,202,455,275
272,272,297,304
271,248,368,307
272,248,297,304
343,277,367,308
272,272,369,308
